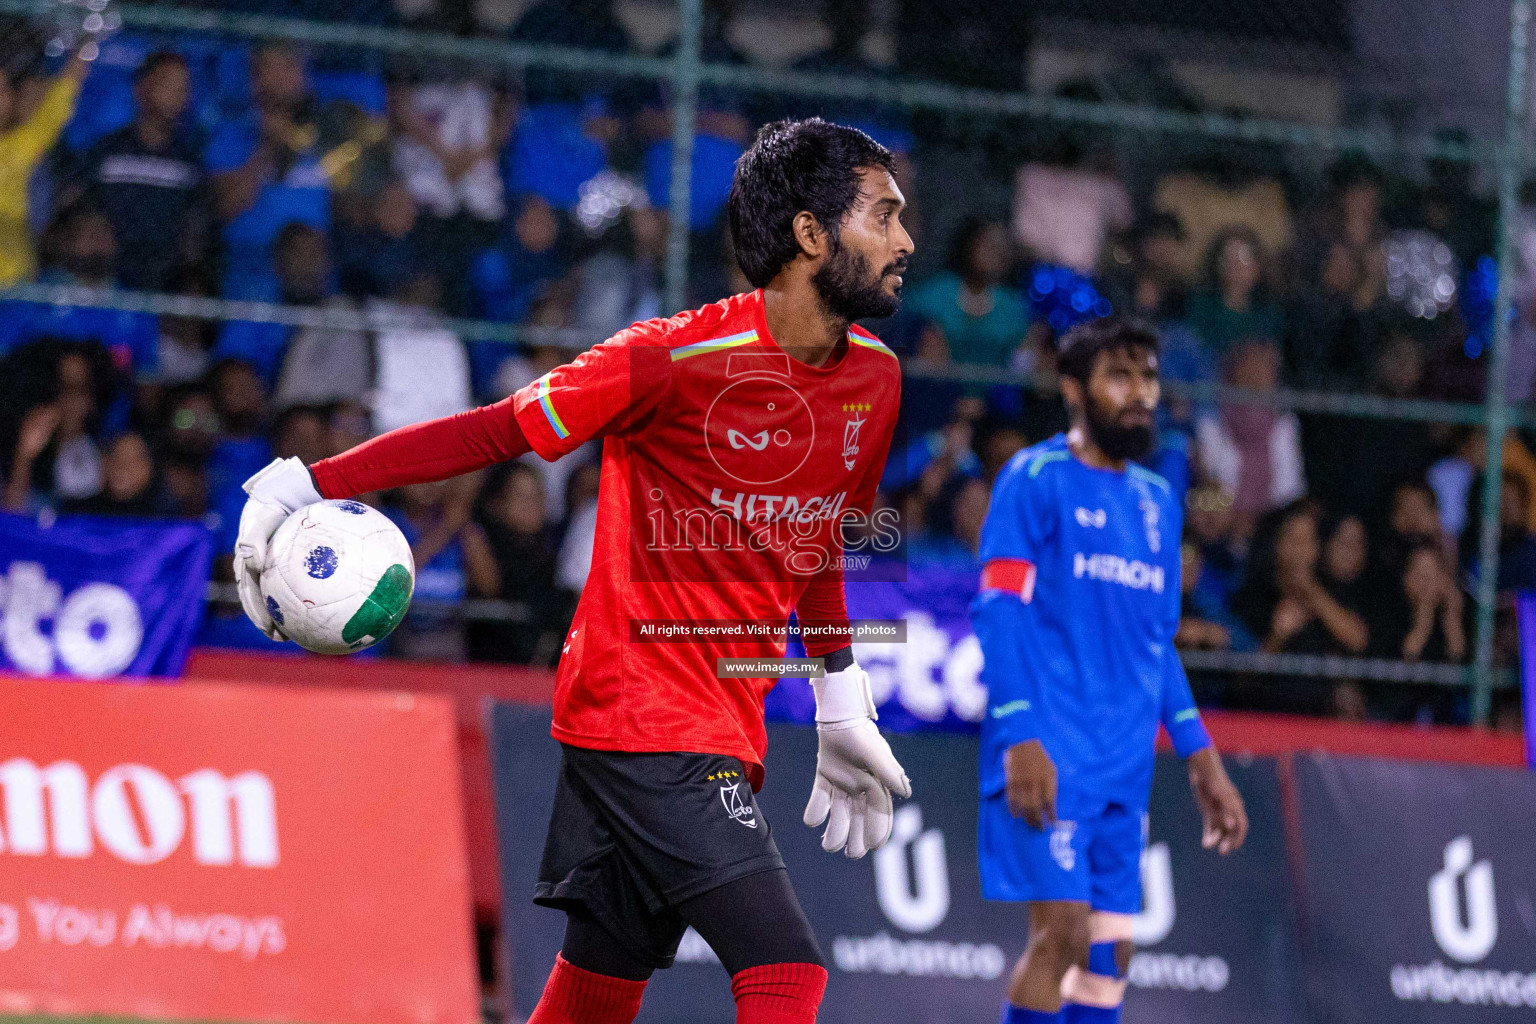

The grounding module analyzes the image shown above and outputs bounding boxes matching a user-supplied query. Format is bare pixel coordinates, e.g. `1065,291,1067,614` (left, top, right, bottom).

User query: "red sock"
730,962,829,1024
526,954,646,1024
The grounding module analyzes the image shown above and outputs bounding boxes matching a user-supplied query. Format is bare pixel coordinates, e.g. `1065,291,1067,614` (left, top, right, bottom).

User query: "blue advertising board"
0,512,212,677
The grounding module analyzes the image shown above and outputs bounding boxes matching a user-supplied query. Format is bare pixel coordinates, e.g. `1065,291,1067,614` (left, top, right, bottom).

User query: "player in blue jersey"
971,318,1248,1024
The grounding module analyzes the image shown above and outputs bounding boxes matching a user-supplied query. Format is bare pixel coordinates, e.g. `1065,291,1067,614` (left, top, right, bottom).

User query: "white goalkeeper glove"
802,662,912,859
233,457,322,640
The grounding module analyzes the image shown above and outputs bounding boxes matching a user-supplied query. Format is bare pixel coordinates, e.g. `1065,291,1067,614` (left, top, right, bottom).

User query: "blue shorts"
978,795,1146,913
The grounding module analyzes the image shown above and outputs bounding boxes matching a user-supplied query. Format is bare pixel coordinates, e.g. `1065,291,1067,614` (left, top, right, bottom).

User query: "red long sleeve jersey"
513,290,900,786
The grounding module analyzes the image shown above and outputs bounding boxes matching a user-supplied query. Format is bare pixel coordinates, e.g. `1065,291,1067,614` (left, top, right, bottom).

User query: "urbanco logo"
873,804,950,934
838,802,1006,981
1429,835,1497,963
1133,842,1176,945
1124,841,1231,993
0,758,279,868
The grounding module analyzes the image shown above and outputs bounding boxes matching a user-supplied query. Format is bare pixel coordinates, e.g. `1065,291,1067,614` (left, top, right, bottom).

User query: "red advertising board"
1161,709,1527,767
183,648,557,919
0,675,479,1024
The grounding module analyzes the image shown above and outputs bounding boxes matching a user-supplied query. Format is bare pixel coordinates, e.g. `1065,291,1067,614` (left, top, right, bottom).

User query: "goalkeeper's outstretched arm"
309,396,534,499
231,397,534,639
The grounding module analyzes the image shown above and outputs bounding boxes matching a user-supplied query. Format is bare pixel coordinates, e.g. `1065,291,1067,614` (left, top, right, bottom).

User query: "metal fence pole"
663,0,704,314
1472,0,1532,724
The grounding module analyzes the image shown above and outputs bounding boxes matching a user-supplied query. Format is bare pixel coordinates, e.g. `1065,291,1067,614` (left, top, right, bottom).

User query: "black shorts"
534,744,786,969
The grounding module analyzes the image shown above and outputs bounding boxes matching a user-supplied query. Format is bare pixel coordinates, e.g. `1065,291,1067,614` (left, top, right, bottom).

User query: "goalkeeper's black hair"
1056,317,1161,383
728,118,897,288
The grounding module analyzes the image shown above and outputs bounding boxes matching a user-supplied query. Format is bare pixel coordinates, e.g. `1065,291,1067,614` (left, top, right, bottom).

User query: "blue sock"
1002,1006,1061,1023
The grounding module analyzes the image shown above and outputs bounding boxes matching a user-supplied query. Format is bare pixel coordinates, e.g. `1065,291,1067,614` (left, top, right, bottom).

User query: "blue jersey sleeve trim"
991,699,1033,719
1128,463,1171,494
1027,450,1070,478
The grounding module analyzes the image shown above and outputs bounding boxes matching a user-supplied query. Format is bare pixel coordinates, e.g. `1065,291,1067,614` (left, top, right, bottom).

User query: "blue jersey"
971,435,1210,815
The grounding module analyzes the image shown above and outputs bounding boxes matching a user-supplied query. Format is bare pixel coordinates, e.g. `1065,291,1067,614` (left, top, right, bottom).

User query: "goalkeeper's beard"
1084,392,1155,462
812,235,904,322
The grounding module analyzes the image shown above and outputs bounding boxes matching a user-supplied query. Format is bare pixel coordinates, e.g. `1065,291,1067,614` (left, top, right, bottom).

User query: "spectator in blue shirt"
335,177,424,300
503,100,612,213
1177,533,1257,653
645,0,756,141
471,194,566,322
205,358,272,554
214,221,361,386
909,472,989,566
0,206,158,388
640,0,752,231
205,44,329,299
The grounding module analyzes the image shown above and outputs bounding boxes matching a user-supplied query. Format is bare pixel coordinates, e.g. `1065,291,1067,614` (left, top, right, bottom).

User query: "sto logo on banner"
0,514,212,678
1,564,143,678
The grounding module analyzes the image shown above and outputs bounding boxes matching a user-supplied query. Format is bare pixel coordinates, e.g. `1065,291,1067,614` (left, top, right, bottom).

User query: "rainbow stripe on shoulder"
534,373,570,439
848,330,898,359
669,329,761,362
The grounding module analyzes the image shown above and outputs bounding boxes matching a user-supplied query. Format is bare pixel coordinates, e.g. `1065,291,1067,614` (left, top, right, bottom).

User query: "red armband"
980,558,1036,602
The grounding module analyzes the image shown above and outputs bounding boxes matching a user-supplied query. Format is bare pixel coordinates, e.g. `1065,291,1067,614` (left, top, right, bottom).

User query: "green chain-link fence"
0,0,1529,721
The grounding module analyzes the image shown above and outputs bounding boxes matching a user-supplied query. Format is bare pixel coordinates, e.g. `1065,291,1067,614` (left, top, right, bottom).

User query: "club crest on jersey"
720,782,757,828
1050,820,1077,871
842,410,865,471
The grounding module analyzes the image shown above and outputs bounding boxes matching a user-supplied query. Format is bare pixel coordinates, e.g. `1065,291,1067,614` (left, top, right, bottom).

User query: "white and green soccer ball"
259,499,415,655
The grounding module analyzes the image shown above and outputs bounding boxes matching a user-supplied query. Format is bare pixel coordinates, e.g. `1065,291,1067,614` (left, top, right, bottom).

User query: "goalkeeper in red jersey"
232,119,914,1023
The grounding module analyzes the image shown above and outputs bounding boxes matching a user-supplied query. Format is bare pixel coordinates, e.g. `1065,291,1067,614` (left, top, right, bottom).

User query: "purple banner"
0,512,212,678
1515,594,1536,768
1295,753,1536,1020
766,559,985,732
492,706,1298,1023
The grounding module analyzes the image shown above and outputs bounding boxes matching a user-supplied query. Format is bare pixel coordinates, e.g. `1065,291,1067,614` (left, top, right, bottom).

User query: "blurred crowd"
0,0,1528,730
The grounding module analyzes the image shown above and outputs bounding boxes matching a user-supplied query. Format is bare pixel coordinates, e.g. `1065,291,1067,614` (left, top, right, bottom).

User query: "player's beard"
812,235,905,322
1084,393,1156,462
